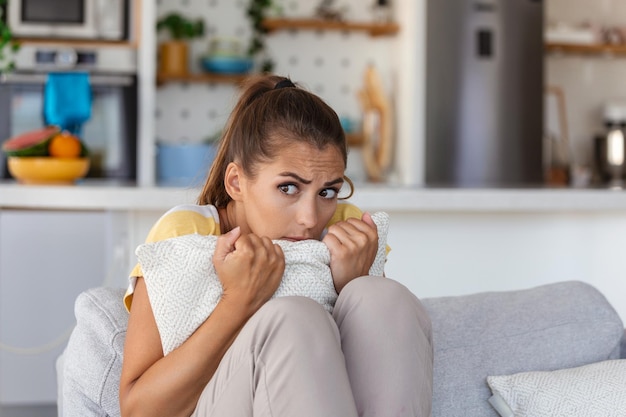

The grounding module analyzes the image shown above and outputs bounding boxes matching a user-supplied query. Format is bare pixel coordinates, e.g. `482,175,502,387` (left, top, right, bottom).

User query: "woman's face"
231,141,345,241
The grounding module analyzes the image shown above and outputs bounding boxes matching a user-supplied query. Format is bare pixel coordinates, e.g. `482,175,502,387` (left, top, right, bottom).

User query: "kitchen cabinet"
0,209,129,408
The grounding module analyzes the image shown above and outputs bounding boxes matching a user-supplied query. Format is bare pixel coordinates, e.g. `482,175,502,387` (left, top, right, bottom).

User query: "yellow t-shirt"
124,202,376,311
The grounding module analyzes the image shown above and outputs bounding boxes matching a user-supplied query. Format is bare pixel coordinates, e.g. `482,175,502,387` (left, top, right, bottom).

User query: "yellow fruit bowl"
7,157,90,185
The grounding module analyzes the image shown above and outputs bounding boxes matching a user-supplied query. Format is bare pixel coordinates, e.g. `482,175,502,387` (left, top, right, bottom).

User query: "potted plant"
246,0,281,73
0,0,20,74
156,12,205,76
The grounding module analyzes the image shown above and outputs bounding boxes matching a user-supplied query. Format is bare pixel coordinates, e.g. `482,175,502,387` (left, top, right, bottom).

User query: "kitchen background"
3,0,626,416
546,0,626,183
155,0,398,183
156,0,395,140
154,0,626,188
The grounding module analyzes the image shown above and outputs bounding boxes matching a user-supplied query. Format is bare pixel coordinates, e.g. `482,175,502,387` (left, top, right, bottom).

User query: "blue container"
200,56,253,74
156,144,216,187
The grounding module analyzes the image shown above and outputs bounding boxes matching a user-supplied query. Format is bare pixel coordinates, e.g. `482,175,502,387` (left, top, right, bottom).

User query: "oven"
0,45,138,180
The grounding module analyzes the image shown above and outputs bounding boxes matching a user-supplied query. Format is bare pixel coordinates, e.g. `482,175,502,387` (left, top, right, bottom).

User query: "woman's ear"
224,162,244,201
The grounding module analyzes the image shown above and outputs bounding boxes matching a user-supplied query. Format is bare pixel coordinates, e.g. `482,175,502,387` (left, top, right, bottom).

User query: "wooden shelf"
156,72,250,86
261,18,399,37
545,42,626,56
15,37,138,49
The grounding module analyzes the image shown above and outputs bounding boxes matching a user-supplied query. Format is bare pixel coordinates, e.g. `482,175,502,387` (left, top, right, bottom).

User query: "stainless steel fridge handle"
0,73,134,86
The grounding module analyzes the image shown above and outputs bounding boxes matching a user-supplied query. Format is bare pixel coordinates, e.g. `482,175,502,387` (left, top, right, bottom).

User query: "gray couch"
58,280,626,417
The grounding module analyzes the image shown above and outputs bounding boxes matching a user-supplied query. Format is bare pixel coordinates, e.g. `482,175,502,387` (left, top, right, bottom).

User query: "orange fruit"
48,132,82,158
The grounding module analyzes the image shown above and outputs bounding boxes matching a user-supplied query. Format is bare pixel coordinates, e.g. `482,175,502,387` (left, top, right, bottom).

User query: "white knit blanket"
136,211,389,355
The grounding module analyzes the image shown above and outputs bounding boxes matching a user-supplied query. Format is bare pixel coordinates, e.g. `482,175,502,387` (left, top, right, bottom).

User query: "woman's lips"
282,237,308,242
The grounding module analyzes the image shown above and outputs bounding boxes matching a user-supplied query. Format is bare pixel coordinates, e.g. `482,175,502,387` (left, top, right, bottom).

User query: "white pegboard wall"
155,0,397,146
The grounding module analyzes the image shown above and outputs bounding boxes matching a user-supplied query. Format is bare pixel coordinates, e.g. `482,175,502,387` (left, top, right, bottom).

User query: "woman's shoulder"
161,203,220,219
327,202,364,226
145,204,222,243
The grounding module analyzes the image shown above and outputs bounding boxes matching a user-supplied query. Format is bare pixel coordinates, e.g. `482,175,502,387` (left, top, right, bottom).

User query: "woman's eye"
319,188,338,199
279,184,298,195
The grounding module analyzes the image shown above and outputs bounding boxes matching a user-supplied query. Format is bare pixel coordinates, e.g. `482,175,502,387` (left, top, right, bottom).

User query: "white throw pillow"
487,359,626,417
136,211,389,355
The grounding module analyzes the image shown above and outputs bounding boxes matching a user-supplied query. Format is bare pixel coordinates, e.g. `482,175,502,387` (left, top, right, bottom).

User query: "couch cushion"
62,287,127,417
487,359,626,417
422,281,624,417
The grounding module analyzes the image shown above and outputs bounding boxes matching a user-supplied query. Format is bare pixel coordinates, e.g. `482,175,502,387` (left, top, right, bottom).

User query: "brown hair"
198,74,349,207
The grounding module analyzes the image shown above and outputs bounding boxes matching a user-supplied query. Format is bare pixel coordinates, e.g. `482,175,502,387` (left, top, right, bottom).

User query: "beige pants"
192,276,433,417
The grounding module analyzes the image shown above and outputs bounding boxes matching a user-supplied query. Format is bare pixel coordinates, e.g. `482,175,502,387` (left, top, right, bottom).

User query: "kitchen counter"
3,180,626,212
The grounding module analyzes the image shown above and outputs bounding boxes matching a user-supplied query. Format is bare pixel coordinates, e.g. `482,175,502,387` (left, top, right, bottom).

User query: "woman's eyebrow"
278,172,344,186
324,178,344,186
279,172,312,184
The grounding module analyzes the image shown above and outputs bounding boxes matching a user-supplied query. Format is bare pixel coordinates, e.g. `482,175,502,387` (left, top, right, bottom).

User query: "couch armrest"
61,287,127,417
422,281,624,417
56,353,65,417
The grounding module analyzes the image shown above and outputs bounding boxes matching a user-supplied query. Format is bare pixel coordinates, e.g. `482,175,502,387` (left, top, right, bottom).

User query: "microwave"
8,0,127,41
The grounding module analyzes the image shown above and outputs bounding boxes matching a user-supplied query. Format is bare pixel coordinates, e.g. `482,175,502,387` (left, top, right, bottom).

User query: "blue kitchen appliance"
43,72,92,136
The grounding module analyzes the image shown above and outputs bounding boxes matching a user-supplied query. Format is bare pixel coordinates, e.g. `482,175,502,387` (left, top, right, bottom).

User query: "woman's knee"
260,296,328,320
251,296,340,346
335,276,432,341
339,276,414,308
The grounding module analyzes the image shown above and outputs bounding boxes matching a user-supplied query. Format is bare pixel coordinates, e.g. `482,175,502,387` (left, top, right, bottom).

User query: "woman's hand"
213,227,285,315
322,212,379,293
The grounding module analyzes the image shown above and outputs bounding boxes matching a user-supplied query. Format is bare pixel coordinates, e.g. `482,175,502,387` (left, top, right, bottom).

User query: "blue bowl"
201,56,254,75
157,144,217,187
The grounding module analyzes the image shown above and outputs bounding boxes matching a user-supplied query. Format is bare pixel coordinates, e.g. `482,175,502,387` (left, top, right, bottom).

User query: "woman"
119,74,433,417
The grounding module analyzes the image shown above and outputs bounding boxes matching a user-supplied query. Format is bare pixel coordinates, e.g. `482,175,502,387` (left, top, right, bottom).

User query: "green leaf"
156,13,205,40
246,0,276,71
261,59,274,73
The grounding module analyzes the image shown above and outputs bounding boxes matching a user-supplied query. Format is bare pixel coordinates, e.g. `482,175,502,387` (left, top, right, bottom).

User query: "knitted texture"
136,211,389,355
487,359,626,417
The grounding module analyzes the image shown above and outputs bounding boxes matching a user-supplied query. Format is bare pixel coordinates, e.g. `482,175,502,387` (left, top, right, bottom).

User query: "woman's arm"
119,228,285,417
119,278,252,417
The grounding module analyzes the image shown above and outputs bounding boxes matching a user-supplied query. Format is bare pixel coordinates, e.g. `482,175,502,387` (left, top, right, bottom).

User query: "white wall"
383,211,626,322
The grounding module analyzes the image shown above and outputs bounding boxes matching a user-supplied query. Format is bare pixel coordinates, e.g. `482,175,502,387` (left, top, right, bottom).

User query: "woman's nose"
296,199,318,229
